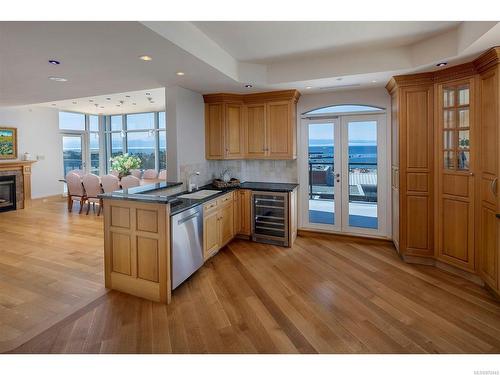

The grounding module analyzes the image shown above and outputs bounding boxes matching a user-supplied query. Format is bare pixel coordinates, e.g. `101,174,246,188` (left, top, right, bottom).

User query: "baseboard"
31,194,65,206
402,254,484,286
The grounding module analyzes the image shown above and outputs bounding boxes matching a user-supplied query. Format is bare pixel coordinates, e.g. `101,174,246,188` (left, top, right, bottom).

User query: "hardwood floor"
5,204,500,353
0,197,106,353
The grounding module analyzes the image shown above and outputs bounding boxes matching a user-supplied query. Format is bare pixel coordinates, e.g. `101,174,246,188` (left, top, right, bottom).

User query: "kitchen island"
100,181,298,303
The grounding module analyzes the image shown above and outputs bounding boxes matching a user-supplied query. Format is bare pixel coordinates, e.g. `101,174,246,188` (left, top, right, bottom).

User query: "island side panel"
103,198,171,303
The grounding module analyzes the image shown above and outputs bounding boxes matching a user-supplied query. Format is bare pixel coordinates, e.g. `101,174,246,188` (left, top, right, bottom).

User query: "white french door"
300,113,388,238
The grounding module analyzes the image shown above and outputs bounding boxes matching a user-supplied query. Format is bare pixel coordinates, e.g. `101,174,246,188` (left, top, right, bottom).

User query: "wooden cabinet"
204,90,300,160
386,79,434,258
234,189,252,236
436,80,476,271
225,103,245,158
387,47,500,297
476,53,500,292
205,103,225,159
246,104,267,158
103,199,171,303
203,192,234,260
203,208,220,259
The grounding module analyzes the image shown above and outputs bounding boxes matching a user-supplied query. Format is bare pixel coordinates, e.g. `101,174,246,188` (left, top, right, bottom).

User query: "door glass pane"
457,150,470,170
62,135,82,176
458,109,469,128
127,131,155,169
443,110,455,129
458,87,469,106
443,131,454,149
443,89,455,107
347,121,378,229
458,130,470,149
308,123,334,225
444,151,455,169
159,130,166,170
89,132,99,175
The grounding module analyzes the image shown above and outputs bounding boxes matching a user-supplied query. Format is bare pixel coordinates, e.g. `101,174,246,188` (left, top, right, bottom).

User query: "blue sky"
309,121,377,144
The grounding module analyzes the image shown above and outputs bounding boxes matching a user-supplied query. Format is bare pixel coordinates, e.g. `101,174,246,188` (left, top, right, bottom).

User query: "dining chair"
120,175,141,189
158,169,167,180
130,169,142,179
66,172,86,214
143,169,158,179
82,174,104,215
71,169,85,177
101,174,121,193
109,170,120,177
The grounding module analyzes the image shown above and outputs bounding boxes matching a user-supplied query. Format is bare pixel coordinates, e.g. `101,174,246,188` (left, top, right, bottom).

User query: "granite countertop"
100,180,299,216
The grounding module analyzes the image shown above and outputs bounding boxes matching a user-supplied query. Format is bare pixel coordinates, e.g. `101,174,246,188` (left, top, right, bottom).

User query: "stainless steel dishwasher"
171,205,204,289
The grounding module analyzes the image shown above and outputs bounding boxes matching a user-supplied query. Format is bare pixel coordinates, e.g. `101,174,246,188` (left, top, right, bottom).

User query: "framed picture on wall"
0,127,18,160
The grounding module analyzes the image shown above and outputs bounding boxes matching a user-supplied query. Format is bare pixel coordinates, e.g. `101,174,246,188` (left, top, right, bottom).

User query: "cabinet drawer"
218,193,233,206
203,200,218,213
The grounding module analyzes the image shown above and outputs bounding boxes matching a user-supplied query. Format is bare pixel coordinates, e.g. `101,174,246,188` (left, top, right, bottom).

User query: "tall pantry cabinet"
387,47,500,296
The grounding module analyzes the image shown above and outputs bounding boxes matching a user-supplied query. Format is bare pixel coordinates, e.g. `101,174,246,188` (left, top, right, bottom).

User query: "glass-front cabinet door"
437,79,476,271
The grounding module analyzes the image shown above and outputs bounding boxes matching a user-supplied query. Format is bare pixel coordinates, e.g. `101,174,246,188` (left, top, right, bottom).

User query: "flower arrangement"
110,153,141,178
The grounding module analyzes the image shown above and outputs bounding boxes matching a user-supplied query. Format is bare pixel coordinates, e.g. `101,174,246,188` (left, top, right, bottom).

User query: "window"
59,112,85,131
104,111,166,173
89,115,100,174
305,105,384,116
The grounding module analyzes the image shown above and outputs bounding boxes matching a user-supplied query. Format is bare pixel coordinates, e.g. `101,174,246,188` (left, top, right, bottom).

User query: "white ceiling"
1,21,500,108
193,21,460,63
39,88,165,115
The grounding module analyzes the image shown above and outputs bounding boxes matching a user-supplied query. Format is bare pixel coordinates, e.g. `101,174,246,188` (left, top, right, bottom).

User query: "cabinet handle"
492,177,498,197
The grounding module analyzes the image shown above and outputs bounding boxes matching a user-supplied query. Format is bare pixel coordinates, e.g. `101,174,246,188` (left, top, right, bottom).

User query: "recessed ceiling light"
176,71,185,76
89,99,94,102
436,62,448,67
139,55,153,61
132,103,137,105
146,92,151,96
371,80,377,83
336,78,343,81
125,95,130,98
48,76,67,82
305,86,312,90
106,98,111,100
244,84,253,88
72,101,77,104
151,101,155,103
48,59,60,65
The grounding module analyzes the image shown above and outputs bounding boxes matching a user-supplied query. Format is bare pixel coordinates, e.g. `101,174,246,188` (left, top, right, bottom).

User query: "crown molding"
203,89,300,104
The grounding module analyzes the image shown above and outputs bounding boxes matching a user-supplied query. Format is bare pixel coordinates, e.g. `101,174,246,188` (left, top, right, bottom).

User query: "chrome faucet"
187,171,200,192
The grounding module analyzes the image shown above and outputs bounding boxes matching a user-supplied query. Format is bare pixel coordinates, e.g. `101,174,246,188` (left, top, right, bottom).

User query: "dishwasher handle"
177,211,201,225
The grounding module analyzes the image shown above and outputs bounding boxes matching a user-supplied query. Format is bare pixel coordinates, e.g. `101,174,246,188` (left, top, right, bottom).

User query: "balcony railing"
308,161,377,202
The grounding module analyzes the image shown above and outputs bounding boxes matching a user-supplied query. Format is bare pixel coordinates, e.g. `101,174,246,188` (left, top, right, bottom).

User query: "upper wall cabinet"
203,90,300,160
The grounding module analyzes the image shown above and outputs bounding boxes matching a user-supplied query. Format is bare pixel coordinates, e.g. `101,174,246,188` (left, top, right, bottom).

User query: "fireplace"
0,175,16,212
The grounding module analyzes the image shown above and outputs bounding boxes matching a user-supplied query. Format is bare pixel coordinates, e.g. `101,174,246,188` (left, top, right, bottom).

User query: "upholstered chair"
143,169,158,179
158,169,167,180
66,172,86,214
120,175,141,189
71,169,85,177
101,174,121,193
82,174,104,215
130,169,142,179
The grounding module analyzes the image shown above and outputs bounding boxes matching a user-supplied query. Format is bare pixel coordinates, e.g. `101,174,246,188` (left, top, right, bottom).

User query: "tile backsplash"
179,160,297,188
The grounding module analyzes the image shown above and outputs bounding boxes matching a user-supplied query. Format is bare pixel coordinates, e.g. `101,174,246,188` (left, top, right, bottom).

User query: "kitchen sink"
177,190,220,200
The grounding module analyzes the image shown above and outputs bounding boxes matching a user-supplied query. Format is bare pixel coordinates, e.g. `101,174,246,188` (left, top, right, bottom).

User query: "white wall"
0,106,63,198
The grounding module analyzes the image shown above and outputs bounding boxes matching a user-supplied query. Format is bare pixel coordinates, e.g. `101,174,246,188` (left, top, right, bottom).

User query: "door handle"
492,177,498,197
